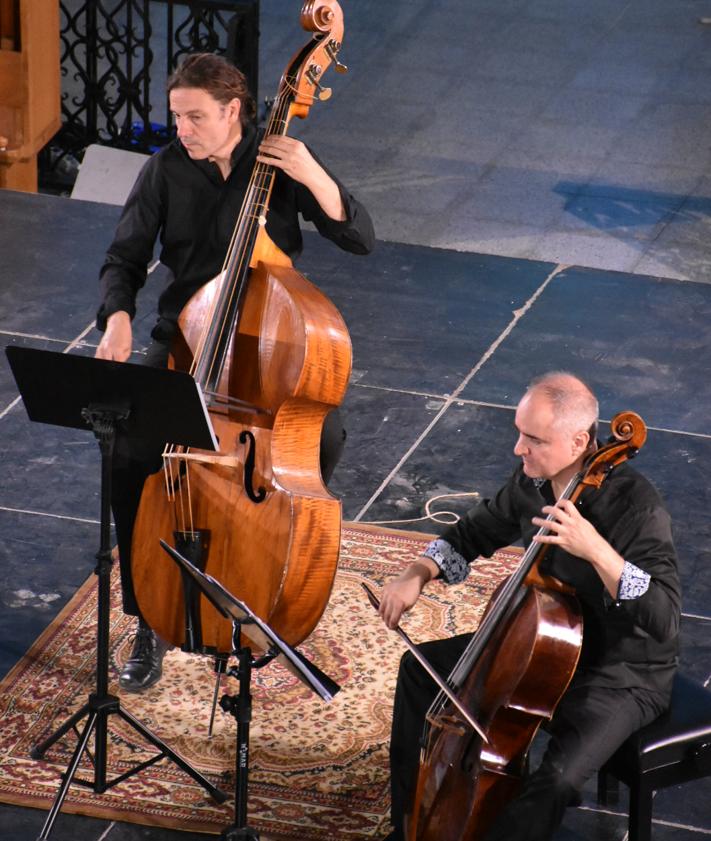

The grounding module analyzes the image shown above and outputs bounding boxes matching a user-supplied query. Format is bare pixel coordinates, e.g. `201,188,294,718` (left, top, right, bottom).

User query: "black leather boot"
119,618,171,692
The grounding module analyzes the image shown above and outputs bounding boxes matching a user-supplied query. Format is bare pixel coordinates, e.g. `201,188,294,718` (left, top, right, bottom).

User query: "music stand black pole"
221,627,262,840
159,539,341,840
4,347,228,840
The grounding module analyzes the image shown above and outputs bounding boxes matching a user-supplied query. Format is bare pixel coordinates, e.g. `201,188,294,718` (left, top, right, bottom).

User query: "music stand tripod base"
4,347,226,839
159,539,341,841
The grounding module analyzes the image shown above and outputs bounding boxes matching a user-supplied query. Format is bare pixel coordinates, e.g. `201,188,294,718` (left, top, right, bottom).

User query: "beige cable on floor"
358,491,480,528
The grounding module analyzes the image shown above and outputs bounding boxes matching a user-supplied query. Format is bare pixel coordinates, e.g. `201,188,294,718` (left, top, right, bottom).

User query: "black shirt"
96,122,374,338
429,462,681,696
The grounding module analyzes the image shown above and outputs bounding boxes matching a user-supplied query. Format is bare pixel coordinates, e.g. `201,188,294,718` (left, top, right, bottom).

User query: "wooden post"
0,0,61,192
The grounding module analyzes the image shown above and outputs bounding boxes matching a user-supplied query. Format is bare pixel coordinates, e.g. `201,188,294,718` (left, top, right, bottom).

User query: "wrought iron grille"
42,0,259,187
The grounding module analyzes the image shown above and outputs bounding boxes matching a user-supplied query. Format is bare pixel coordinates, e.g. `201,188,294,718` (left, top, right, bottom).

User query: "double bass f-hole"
239,430,266,503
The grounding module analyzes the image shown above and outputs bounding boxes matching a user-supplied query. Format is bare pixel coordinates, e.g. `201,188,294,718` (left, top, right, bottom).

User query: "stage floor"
2,188,711,840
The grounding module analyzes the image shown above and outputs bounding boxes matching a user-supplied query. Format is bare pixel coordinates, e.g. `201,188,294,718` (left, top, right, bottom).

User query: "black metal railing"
41,0,259,189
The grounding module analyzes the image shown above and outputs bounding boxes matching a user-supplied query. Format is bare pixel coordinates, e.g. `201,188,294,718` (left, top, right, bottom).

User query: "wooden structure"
0,0,61,192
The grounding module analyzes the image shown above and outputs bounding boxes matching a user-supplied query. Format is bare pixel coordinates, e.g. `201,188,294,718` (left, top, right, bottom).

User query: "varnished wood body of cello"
410,581,582,840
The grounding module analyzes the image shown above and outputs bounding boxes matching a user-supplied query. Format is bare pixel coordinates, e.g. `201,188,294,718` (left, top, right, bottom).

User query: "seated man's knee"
398,650,425,689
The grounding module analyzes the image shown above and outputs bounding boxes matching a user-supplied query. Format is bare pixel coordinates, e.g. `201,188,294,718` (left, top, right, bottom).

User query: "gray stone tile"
540,90,649,126
570,62,667,96
527,232,645,274
631,242,711,284
663,66,711,103
452,184,566,229
603,127,711,169
429,218,548,257
552,194,676,240
581,162,705,198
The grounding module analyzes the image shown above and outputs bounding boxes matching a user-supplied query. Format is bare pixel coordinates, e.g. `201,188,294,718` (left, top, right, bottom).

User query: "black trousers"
111,340,347,617
389,634,669,841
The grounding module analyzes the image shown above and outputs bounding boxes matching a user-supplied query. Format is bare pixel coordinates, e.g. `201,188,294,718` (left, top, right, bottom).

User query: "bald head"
524,372,599,439
513,372,599,486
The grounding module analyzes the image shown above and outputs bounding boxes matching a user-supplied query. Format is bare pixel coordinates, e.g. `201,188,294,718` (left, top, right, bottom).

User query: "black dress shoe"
119,619,171,692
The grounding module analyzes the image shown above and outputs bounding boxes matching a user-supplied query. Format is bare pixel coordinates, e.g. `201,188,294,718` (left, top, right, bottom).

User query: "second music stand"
160,539,340,840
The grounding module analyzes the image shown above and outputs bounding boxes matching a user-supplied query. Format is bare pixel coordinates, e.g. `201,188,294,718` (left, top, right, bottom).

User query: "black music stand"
4,346,226,840
160,539,340,840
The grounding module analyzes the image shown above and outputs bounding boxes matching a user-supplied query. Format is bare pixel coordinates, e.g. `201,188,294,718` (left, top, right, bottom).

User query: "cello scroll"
579,411,647,491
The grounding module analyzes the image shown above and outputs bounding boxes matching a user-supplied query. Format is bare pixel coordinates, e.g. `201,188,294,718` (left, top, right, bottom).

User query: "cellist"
378,371,680,841
94,52,374,693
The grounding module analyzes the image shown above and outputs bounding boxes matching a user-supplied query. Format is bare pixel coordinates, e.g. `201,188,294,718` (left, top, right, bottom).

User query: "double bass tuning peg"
306,63,333,101
326,39,348,74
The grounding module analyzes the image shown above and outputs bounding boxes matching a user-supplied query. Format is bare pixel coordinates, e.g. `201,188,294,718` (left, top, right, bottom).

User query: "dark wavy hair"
167,53,257,127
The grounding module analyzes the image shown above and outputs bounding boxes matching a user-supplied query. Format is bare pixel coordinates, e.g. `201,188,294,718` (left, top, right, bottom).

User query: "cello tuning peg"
317,85,333,101
335,60,348,74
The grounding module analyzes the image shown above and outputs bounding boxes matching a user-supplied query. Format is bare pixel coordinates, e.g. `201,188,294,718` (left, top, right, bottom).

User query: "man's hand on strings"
95,310,132,362
257,136,317,181
532,500,624,597
256,136,346,221
378,559,438,630
531,499,603,561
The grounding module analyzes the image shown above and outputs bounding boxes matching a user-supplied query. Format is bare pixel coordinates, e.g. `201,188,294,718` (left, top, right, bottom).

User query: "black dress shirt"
96,121,374,338
426,462,681,697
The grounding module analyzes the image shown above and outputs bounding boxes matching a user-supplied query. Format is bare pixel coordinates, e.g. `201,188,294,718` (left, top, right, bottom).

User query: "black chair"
597,672,711,841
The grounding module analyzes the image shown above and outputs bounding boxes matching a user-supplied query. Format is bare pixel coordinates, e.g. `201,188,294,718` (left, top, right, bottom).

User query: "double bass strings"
191,33,328,394
162,30,336,539
162,88,294,536
191,69,300,397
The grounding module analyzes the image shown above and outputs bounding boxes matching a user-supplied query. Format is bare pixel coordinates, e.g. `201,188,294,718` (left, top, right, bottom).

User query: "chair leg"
628,779,654,841
597,767,619,807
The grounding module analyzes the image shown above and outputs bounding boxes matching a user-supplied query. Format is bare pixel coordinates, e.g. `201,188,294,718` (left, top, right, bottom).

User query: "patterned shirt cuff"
617,560,651,600
423,538,469,584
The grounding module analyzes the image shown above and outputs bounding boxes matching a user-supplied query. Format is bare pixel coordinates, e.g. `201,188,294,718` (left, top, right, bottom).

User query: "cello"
130,1,351,655
407,412,647,840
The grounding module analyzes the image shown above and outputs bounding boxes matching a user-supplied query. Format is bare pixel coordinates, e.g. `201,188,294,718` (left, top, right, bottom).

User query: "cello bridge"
425,712,467,736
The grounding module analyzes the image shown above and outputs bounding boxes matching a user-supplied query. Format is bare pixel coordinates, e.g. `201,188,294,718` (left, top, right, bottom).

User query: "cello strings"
426,473,582,724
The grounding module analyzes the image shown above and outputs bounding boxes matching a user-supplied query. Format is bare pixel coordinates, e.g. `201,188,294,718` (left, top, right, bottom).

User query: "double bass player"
378,371,680,841
94,52,374,693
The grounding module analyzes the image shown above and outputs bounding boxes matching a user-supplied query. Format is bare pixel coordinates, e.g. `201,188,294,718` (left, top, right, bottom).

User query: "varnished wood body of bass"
131,242,352,652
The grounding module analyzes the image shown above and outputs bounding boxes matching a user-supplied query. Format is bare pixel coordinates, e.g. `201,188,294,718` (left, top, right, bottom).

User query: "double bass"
408,412,647,840
130,1,351,654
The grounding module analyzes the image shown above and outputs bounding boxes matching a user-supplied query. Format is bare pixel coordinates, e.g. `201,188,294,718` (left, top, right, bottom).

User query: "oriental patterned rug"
0,524,521,839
